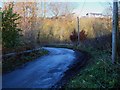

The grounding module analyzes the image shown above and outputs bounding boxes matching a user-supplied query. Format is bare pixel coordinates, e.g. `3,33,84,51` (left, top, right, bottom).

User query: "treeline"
1,2,120,54
37,17,112,49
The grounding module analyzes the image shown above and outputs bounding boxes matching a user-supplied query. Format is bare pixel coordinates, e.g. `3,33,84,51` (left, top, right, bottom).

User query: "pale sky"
0,0,118,17
0,0,114,2
73,2,112,17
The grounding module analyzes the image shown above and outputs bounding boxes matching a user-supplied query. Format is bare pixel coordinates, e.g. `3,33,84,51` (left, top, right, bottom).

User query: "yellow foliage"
37,17,112,44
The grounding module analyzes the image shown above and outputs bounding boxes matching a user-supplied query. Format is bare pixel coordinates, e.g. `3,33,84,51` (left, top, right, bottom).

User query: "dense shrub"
70,29,78,43
70,29,87,43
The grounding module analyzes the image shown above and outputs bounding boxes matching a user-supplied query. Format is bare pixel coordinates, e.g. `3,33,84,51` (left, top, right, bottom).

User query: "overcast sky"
0,0,114,2
73,2,112,17
0,0,115,17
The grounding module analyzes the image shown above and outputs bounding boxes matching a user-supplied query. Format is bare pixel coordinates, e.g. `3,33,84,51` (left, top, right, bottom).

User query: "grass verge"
2,48,49,74
65,46,120,88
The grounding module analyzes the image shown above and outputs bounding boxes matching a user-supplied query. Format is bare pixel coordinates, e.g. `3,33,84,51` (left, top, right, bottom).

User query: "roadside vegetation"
65,46,120,88
2,48,49,74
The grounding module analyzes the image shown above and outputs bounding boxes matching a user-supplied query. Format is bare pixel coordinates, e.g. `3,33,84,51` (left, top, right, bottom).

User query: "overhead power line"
79,0,86,17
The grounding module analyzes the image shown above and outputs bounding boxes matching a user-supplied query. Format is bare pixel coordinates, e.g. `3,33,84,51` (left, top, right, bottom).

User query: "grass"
65,46,120,88
2,48,49,74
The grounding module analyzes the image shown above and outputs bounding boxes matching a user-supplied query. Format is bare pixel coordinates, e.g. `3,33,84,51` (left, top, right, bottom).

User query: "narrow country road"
2,47,78,88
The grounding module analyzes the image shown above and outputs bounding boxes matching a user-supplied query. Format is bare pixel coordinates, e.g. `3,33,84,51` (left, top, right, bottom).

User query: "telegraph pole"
77,17,80,45
112,0,118,64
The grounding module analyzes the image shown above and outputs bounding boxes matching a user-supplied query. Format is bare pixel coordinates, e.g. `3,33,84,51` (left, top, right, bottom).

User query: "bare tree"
49,2,62,17
49,2,74,18
62,2,74,16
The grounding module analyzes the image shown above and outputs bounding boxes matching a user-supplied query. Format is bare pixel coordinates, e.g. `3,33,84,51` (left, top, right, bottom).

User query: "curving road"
2,47,77,88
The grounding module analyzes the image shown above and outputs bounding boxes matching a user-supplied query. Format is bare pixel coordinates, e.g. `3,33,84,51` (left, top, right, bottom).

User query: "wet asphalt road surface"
2,47,77,88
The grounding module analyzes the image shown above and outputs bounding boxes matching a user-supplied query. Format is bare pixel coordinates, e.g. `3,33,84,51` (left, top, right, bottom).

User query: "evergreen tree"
2,3,22,48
